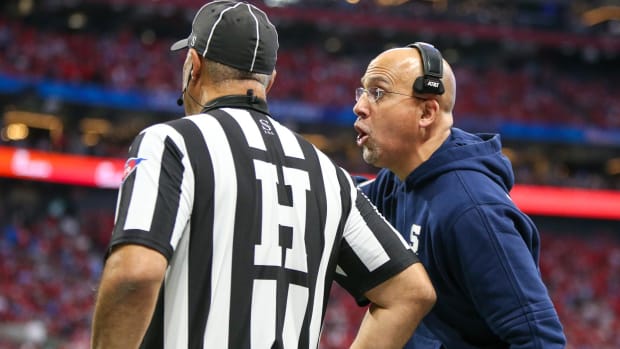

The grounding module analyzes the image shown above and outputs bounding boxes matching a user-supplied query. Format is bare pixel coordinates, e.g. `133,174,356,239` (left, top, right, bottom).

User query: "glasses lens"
355,87,385,102
369,87,379,102
355,88,364,102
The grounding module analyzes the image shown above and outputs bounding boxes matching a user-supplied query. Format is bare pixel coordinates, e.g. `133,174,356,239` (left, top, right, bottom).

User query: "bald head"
367,46,456,114
439,59,456,114
354,44,457,177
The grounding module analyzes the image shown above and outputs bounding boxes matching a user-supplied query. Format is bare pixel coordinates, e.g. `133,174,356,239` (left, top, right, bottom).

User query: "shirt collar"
200,90,270,115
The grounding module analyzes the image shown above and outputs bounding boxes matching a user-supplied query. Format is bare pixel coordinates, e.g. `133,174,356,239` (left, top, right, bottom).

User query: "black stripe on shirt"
109,132,145,258
148,136,185,249
339,192,418,305
168,118,216,349
209,109,259,348
295,135,330,349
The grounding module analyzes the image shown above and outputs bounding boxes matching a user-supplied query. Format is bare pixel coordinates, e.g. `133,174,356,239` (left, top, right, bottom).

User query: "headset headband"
407,42,445,95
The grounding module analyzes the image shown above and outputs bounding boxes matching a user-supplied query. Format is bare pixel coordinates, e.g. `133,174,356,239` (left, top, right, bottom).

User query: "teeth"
356,134,366,147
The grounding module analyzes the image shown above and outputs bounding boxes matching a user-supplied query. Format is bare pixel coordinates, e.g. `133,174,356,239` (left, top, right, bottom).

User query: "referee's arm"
351,263,435,349
342,189,436,349
91,244,167,349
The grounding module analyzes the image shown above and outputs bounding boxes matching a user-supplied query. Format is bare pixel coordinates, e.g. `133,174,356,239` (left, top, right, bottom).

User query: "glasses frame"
355,87,428,103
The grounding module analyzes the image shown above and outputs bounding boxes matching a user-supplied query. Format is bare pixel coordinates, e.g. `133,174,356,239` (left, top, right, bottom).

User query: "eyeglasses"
355,87,422,103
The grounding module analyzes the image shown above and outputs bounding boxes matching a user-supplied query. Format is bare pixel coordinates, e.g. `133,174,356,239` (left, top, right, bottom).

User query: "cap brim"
170,38,189,51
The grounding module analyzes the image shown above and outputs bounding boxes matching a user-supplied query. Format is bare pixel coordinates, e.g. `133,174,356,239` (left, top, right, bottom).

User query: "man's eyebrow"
362,76,389,87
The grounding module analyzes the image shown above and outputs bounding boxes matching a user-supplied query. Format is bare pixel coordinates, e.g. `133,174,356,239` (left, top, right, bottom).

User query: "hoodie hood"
406,128,514,192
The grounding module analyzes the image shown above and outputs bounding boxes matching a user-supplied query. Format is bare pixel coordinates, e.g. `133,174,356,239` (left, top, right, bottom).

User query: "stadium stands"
0,0,619,347
0,15,618,128
1,9,619,189
1,180,619,348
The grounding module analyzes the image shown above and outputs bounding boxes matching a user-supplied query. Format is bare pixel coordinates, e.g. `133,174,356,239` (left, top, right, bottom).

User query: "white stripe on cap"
245,4,260,72
203,2,244,58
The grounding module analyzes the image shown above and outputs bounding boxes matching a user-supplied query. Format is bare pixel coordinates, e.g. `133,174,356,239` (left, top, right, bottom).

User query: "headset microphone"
176,77,189,106
177,67,193,107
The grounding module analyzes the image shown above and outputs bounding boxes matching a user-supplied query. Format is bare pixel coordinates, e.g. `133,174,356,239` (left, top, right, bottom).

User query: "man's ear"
189,48,202,81
419,99,439,127
266,69,277,94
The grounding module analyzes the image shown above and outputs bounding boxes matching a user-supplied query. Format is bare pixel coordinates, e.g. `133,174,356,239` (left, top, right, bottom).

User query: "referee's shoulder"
136,120,183,137
132,119,199,153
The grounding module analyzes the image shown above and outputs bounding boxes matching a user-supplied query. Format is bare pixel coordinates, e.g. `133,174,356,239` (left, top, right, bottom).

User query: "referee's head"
170,0,279,75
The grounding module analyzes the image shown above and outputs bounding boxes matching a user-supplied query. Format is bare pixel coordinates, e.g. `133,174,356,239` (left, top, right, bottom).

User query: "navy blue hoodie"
359,128,566,349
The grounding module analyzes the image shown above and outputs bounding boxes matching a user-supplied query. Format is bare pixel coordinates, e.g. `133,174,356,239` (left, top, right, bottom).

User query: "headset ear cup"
413,77,445,95
413,77,425,94
434,79,445,95
424,77,444,95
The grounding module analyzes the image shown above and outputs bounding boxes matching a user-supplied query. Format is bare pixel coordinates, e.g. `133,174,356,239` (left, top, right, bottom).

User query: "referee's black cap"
170,0,278,75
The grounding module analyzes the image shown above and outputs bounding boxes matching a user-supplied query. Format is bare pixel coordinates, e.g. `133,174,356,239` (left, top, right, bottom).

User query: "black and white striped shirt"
109,96,417,349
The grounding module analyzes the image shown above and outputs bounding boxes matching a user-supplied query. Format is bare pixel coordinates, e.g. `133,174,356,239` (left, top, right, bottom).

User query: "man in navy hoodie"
353,42,566,348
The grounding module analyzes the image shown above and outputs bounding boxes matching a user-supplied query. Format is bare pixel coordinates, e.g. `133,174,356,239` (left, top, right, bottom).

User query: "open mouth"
355,128,369,147
353,119,372,147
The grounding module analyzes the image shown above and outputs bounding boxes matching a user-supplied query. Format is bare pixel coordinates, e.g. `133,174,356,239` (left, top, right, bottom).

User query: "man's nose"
353,98,369,120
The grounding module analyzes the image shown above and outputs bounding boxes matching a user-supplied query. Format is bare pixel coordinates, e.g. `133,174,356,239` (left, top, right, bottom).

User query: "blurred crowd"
24,0,616,35
540,227,620,349
0,2,619,348
0,180,619,348
1,12,619,189
0,12,618,127
0,181,113,348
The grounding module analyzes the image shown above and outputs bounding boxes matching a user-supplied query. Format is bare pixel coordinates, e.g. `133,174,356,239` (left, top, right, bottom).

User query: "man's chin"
362,149,379,167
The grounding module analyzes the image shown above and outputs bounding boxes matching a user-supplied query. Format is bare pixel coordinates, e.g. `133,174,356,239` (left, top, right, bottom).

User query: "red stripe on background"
1,146,619,220
509,185,620,220
0,146,124,188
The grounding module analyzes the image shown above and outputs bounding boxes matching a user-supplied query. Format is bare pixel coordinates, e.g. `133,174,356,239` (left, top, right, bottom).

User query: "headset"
177,66,206,108
176,67,191,106
407,42,445,96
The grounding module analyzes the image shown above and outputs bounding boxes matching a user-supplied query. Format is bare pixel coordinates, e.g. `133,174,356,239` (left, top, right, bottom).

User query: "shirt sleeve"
108,124,195,261
334,185,419,305
449,205,566,348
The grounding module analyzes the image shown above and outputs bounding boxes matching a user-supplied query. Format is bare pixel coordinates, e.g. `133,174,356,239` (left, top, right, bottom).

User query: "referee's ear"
266,69,277,94
188,48,202,82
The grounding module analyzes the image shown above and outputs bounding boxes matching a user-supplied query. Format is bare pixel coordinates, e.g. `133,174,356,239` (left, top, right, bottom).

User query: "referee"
91,1,435,348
